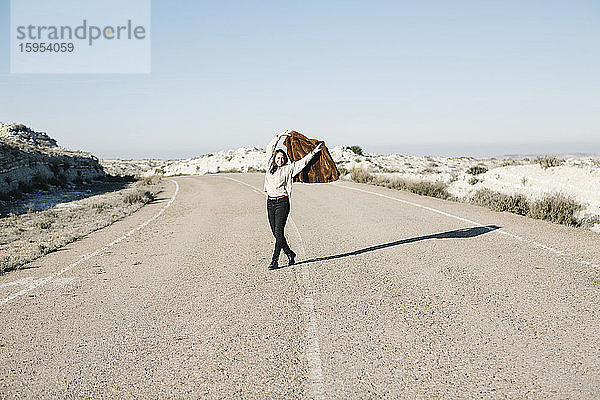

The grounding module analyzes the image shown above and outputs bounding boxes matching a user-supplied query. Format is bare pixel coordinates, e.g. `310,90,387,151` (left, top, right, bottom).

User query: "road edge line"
336,182,599,269
0,179,180,306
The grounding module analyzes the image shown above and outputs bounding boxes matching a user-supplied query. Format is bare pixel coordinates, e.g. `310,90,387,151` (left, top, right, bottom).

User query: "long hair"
269,149,289,174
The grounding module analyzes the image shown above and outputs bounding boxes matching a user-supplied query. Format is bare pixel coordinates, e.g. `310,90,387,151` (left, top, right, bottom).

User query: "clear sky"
1,0,599,158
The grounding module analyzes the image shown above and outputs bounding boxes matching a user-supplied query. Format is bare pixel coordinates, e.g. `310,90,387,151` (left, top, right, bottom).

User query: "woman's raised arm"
290,143,322,177
265,131,291,169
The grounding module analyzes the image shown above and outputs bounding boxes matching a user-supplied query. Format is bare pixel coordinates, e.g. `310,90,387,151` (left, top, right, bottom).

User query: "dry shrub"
1,179,162,274
350,168,450,199
534,156,564,169
421,167,438,174
471,188,530,215
36,219,52,229
247,167,266,173
529,193,582,226
408,181,451,199
137,176,160,186
337,166,349,176
123,190,154,205
350,168,374,183
579,214,600,229
471,188,583,226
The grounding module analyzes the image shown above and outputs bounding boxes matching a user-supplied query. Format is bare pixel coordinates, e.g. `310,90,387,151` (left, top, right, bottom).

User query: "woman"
264,131,322,270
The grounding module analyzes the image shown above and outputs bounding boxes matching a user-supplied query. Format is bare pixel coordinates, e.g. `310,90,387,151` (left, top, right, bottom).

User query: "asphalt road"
1,173,599,399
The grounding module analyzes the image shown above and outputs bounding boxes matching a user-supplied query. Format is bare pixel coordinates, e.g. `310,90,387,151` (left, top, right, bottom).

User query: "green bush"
467,165,488,175
348,145,363,156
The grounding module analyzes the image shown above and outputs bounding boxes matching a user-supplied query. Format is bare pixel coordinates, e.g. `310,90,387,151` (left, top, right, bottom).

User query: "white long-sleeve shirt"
263,135,318,199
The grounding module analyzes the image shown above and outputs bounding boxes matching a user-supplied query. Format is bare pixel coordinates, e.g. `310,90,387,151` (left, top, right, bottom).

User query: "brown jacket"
283,131,339,183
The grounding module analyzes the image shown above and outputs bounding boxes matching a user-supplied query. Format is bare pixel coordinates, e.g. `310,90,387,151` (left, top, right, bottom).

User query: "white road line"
0,276,75,289
0,277,35,288
289,217,326,400
50,277,76,287
221,176,265,197
222,176,326,400
0,179,180,306
337,183,599,269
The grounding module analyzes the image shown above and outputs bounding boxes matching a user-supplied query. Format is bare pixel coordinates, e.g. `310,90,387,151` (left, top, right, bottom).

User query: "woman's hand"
313,143,323,153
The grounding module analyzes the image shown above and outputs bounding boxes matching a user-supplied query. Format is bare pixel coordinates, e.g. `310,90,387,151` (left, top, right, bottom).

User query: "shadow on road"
285,225,500,268
146,195,169,205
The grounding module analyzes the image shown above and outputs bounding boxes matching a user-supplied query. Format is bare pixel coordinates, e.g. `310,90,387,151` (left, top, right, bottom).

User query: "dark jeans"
267,196,291,262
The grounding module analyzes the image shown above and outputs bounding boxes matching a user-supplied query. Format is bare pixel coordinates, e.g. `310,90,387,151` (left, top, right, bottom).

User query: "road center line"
0,179,180,306
336,183,599,269
222,176,326,400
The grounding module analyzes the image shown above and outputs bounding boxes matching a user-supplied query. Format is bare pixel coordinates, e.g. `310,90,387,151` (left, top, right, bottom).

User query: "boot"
287,250,296,266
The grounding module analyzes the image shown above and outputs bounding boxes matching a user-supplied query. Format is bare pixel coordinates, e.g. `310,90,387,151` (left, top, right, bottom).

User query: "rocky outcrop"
0,123,106,198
